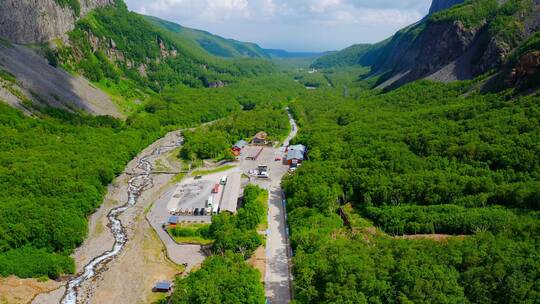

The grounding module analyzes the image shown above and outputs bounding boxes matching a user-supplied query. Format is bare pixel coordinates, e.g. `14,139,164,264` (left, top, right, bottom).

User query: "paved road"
242,108,296,304
265,182,292,304
147,175,208,272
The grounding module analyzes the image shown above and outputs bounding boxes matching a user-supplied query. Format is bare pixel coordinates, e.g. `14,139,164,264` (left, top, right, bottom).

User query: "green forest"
282,80,540,303
0,72,299,278
180,106,290,161
1,0,540,302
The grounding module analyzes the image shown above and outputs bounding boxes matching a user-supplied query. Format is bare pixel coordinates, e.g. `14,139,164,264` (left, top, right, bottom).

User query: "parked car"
275,157,282,161
194,208,200,216
194,175,202,180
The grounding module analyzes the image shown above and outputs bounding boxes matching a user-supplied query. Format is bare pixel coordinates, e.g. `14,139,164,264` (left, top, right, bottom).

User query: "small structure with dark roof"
251,131,268,145
154,281,173,292
232,139,248,156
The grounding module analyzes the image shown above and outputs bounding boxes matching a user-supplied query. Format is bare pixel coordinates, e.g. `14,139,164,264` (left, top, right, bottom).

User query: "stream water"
60,134,182,304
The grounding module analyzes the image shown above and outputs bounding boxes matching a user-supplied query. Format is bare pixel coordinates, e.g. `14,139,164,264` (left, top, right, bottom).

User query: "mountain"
312,0,540,91
0,0,114,44
0,1,276,115
144,16,271,59
429,0,468,14
311,43,383,69
264,49,323,59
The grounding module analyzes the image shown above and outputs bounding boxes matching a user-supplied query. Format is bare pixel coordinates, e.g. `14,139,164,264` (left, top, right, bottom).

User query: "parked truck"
206,195,214,208
212,202,220,215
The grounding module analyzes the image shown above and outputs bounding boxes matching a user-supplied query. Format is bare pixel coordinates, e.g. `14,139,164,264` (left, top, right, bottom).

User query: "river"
60,135,183,304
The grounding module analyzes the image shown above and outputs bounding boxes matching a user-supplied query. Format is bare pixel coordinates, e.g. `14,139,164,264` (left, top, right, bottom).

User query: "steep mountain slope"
52,2,274,92
0,1,276,116
313,0,540,90
311,44,377,69
144,16,270,59
379,0,540,89
0,0,114,44
0,42,122,117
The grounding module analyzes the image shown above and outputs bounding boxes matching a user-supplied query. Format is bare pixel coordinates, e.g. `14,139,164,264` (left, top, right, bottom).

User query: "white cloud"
309,0,341,13
125,0,432,51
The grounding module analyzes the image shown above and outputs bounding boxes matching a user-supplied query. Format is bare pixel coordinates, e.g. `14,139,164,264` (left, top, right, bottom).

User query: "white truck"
212,202,220,215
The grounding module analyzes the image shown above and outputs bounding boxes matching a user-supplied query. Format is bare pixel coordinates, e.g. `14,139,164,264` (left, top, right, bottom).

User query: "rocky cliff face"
508,50,540,87
373,0,540,90
0,0,114,44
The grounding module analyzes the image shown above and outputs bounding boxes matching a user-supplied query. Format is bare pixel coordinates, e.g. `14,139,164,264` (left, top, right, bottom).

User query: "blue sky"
124,0,432,52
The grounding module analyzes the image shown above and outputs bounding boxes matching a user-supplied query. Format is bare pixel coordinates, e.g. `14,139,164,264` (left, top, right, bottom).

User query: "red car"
275,157,282,161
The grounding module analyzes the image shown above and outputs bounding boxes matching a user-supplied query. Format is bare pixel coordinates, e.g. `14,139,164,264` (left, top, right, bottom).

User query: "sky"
124,0,433,52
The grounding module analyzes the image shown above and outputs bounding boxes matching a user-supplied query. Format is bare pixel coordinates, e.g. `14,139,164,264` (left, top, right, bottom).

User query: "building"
232,139,247,156
220,171,241,213
154,281,173,292
288,144,306,153
286,149,304,167
251,132,268,145
286,144,306,167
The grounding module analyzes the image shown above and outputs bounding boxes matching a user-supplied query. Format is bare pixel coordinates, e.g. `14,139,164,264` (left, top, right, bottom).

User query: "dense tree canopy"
0,72,298,278
283,80,540,303
0,103,159,278
169,253,265,304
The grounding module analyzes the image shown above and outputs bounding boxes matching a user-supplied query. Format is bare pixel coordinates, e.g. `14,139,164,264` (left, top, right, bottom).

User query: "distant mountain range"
145,16,325,60
144,15,271,59
263,49,324,59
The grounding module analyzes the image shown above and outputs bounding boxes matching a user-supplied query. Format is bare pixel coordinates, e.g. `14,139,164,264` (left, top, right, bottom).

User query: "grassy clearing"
94,78,147,115
172,172,186,183
167,223,213,245
341,203,373,229
191,164,235,176
256,191,269,231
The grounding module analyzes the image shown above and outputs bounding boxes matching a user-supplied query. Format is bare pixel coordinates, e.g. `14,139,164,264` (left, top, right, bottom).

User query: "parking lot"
167,179,214,221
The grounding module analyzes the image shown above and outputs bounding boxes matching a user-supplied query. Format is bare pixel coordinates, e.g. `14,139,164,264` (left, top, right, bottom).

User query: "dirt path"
32,131,184,304
0,277,62,304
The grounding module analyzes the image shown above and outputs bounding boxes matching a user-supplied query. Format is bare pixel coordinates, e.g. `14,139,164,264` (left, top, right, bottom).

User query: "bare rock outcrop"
0,0,114,44
507,50,540,86
0,43,123,118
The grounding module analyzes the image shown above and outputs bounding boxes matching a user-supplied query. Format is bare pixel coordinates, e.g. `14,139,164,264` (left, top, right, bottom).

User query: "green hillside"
144,15,270,59
311,43,378,69
52,1,275,104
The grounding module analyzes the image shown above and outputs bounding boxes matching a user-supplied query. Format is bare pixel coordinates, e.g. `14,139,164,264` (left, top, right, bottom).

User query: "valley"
1,0,539,304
